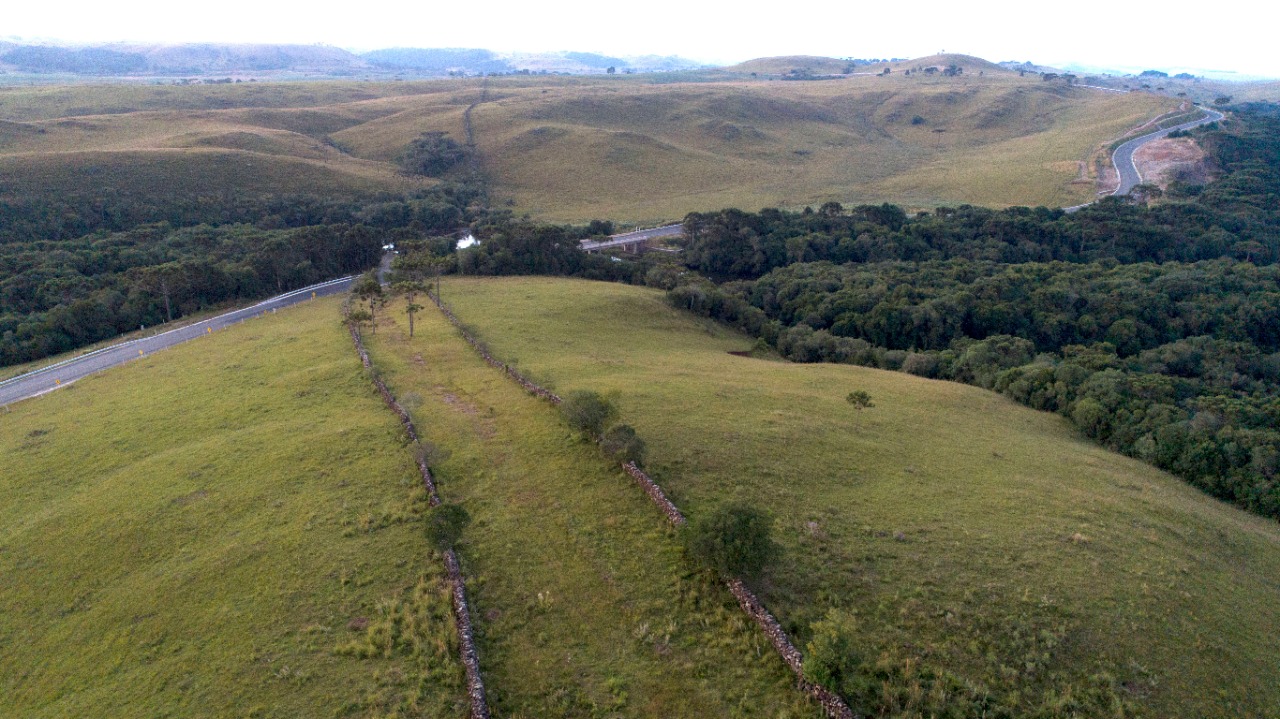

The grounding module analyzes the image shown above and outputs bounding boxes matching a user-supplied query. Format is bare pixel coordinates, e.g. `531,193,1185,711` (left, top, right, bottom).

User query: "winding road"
1066,105,1224,211
1111,106,1225,196
0,275,356,408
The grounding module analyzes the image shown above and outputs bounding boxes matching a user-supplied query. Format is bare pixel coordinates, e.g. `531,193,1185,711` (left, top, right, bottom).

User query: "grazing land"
436,275,1280,717
0,297,468,718
0,55,1175,223
361,300,817,717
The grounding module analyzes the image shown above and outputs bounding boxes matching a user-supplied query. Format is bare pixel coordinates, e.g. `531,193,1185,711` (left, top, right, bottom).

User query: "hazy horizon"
5,0,1279,79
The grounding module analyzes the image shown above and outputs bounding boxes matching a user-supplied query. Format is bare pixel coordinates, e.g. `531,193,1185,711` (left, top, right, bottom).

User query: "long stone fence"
347,319,490,719
425,293,856,719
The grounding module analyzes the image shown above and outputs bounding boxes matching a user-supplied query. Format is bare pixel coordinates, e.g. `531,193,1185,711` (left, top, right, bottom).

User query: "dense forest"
0,182,482,366
666,104,1280,520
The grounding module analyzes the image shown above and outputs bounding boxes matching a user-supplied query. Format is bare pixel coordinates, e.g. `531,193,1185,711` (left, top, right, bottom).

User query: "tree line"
0,223,381,365
0,183,481,245
669,259,1280,518
680,106,1279,280
664,104,1280,520
0,182,483,366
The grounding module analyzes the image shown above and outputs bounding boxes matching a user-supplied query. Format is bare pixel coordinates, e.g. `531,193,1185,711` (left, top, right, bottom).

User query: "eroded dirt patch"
1133,137,1210,188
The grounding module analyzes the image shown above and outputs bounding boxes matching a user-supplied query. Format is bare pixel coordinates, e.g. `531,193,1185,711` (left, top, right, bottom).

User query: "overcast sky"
6,0,1276,78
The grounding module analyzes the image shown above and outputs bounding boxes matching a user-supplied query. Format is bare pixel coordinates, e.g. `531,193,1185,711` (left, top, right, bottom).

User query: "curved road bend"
1066,106,1225,212
1111,107,1225,196
0,275,356,408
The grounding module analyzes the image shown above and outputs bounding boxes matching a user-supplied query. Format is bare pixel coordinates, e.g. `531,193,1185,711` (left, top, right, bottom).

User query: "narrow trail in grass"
462,79,490,198
363,302,814,718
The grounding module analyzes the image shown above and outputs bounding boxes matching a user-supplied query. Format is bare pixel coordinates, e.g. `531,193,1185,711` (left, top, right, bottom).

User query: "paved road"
0,275,356,408
1111,107,1224,196
1066,106,1224,212
580,223,683,251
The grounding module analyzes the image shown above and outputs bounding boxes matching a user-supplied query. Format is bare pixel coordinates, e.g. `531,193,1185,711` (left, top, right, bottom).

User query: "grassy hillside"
726,56,853,75
456,70,1171,221
0,79,483,201
0,63,1174,221
0,297,467,718
883,53,1011,75
0,84,443,199
361,298,817,717
436,276,1280,717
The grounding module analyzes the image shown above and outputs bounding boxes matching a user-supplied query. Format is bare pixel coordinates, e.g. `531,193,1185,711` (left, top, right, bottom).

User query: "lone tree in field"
346,307,373,329
684,503,778,580
426,503,471,551
397,131,468,177
560,390,617,438
352,272,385,333
846,390,874,409
393,280,426,337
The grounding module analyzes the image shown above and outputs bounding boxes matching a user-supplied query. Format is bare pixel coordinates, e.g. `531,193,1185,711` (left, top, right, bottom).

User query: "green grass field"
361,301,818,717
0,297,467,718
434,276,1280,717
0,57,1175,222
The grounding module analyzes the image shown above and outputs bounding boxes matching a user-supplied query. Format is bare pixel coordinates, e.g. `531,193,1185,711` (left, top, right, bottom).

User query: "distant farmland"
0,55,1175,224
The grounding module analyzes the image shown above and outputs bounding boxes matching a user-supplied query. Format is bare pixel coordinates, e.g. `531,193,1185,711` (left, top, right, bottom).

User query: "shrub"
846,390,874,409
425,503,471,551
601,424,646,465
802,608,861,694
561,390,617,437
683,503,778,580
902,351,939,377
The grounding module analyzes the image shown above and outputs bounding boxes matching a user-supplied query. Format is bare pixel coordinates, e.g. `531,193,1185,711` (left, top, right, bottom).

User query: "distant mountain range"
0,42,705,78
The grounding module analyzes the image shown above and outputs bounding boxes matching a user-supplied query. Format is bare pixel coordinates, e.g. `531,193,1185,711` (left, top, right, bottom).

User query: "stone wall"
622,461,686,526
444,548,489,719
426,297,856,719
347,320,490,719
428,292,562,404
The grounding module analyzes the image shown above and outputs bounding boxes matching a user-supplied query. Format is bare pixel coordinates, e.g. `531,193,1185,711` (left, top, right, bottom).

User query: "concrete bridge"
580,223,683,253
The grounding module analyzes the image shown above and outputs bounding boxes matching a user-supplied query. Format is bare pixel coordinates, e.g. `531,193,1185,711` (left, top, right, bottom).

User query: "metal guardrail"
0,274,355,391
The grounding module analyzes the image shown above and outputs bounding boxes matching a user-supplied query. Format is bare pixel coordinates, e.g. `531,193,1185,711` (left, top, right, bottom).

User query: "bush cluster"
559,389,646,466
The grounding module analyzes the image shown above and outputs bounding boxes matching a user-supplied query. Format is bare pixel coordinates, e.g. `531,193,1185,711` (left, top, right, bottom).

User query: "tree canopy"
397,131,468,177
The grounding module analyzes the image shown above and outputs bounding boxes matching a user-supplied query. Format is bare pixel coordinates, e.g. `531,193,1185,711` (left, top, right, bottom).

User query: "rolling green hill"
0,59,1175,222
359,295,816,717
883,53,1011,75
341,66,1172,221
0,292,817,718
434,276,1280,717
0,298,467,717
6,276,1278,717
